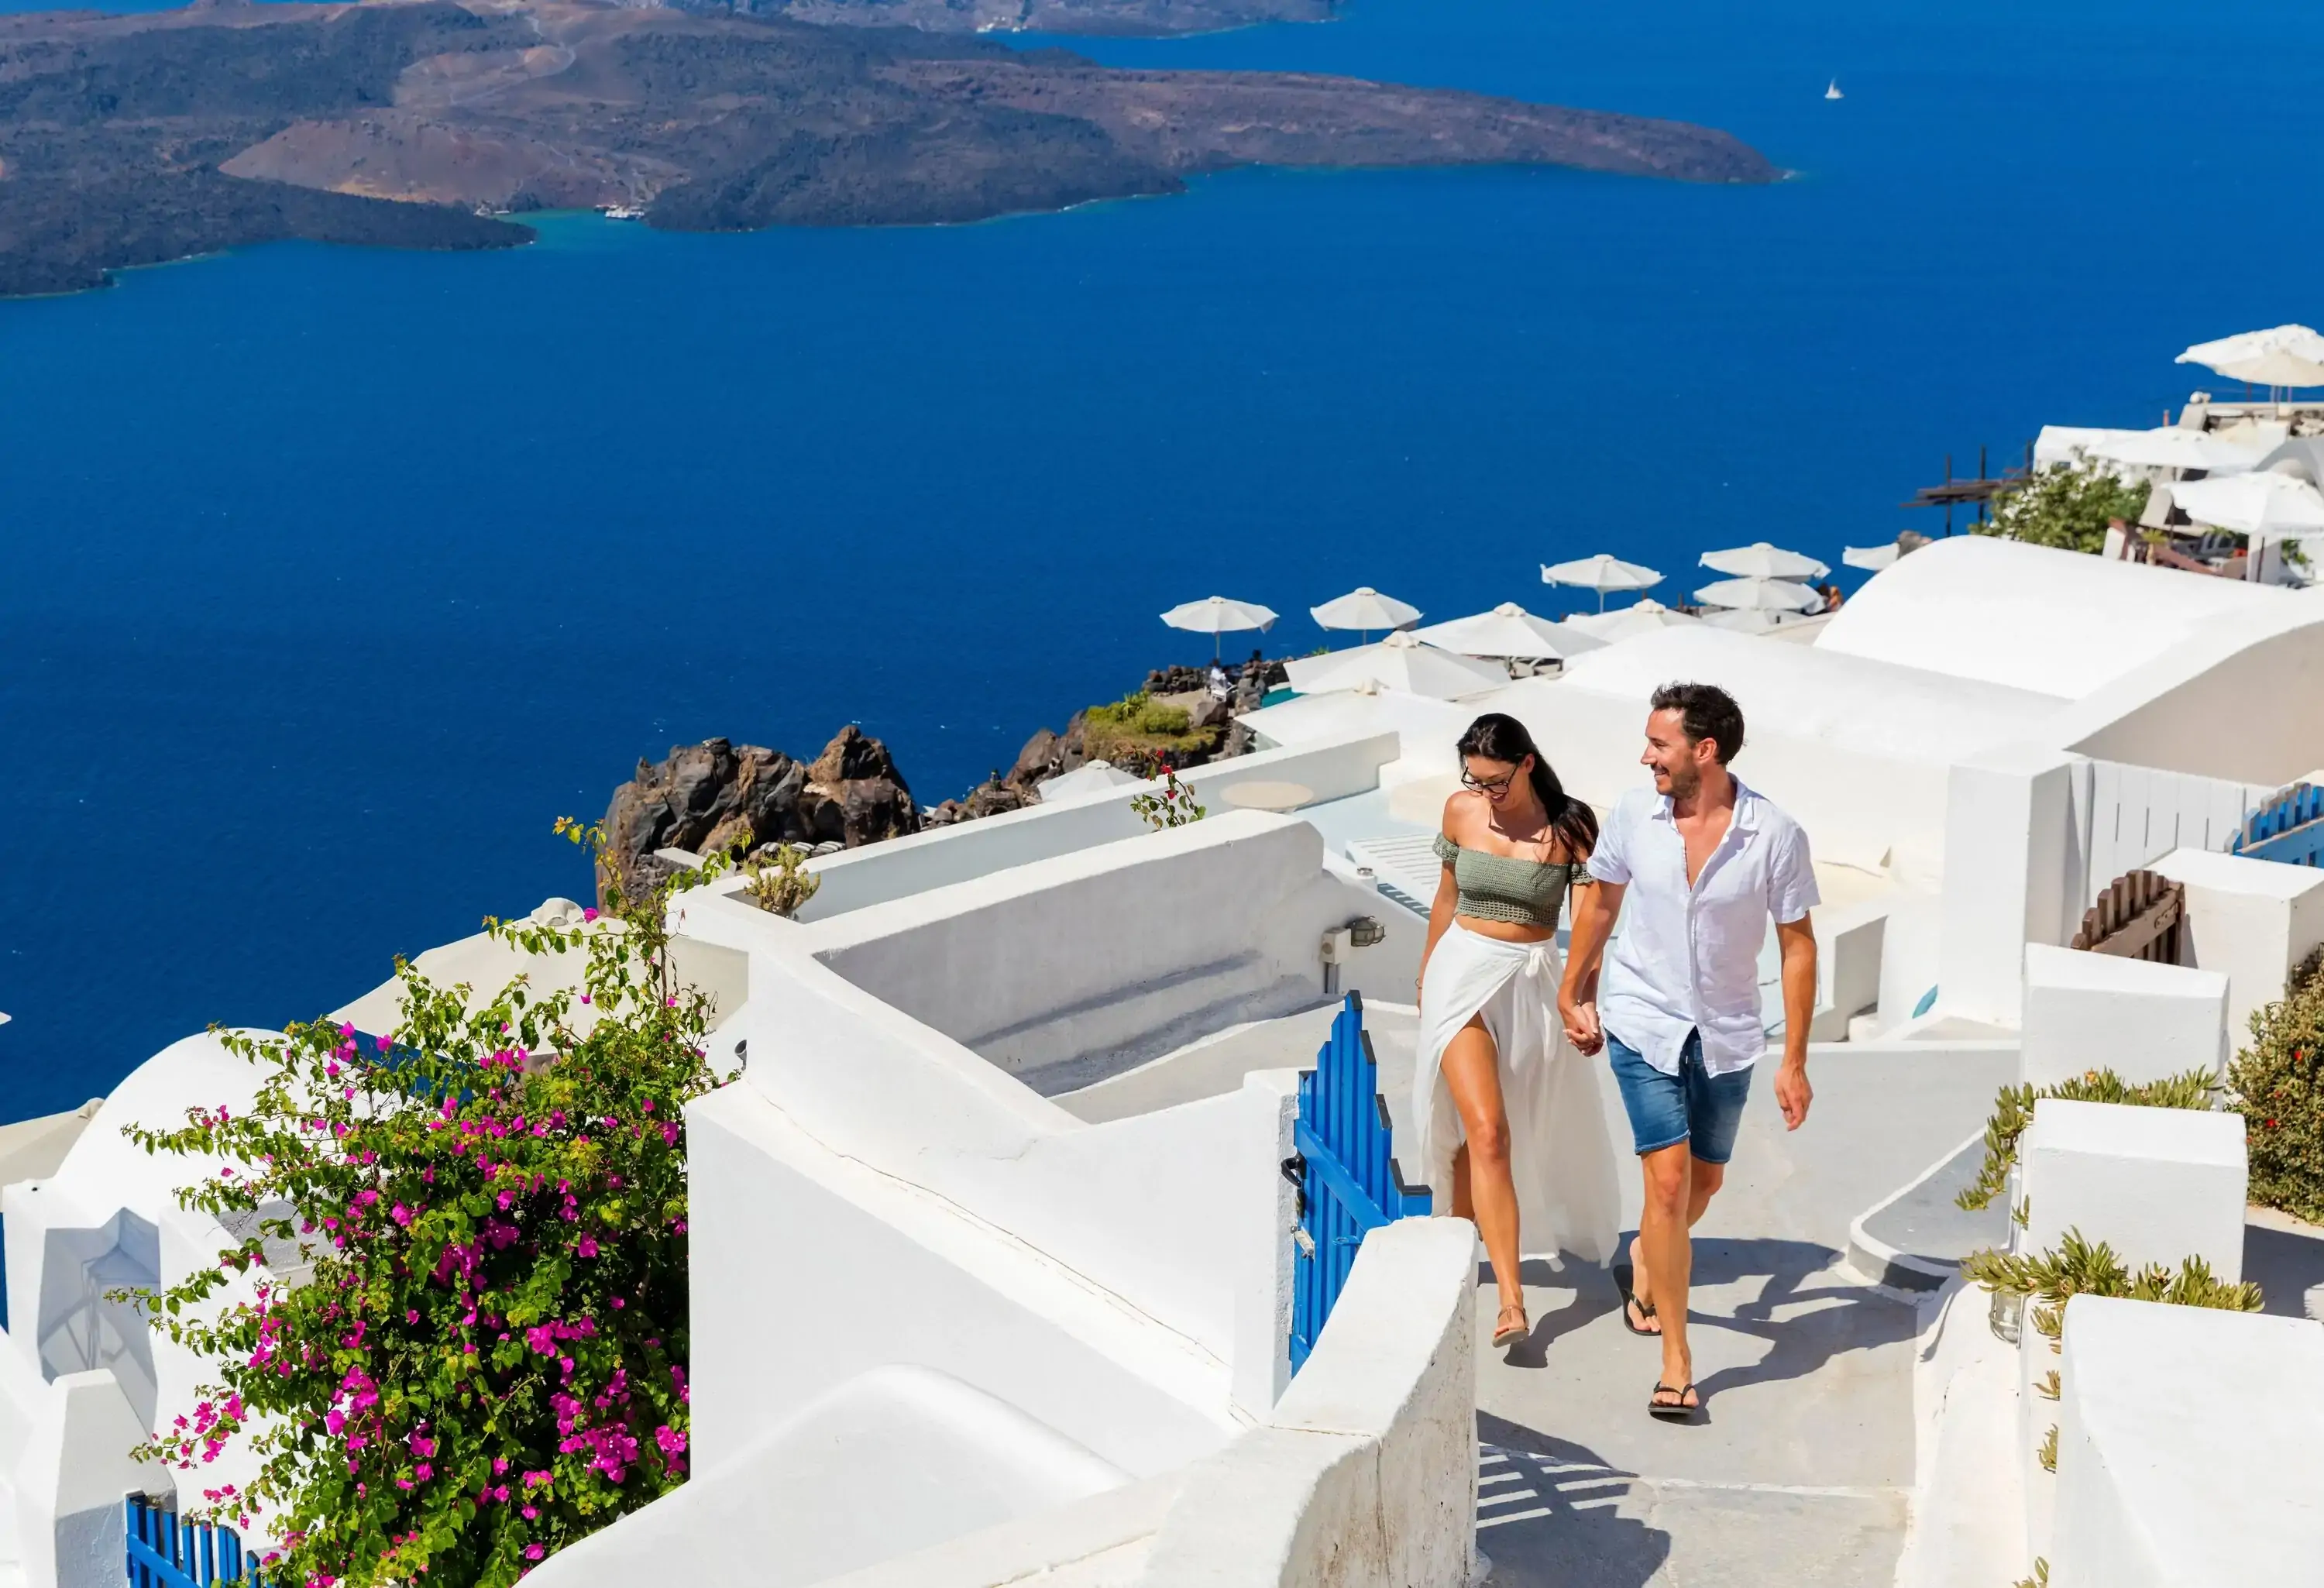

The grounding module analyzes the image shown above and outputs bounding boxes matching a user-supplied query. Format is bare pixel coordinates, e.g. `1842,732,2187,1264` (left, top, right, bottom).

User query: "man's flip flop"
1648,1383,1700,1421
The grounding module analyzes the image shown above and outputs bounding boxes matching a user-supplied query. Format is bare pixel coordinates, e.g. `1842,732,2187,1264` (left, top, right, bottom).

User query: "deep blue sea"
2,0,2319,1113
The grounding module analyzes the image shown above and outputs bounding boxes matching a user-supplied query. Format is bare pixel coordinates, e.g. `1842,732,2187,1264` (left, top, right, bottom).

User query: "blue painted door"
1288,992,1431,1373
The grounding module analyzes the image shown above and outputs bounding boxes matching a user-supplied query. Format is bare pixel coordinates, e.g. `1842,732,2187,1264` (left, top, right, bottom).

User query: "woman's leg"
1441,1015,1525,1328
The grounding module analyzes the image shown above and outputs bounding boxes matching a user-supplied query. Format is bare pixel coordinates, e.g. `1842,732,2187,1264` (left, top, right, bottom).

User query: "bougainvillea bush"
2229,947,2324,1223
128,820,735,1588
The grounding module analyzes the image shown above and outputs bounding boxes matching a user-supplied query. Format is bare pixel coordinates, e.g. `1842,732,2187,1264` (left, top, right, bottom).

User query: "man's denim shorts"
1605,1028,1754,1164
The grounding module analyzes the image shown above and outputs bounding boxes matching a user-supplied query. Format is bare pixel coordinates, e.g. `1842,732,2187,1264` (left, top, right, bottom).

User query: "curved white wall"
1817,536,2289,699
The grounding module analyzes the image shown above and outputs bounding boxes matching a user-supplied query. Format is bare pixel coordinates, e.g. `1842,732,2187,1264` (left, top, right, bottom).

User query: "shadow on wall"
1473,1412,1670,1588
2246,1218,2324,1318
38,1211,160,1428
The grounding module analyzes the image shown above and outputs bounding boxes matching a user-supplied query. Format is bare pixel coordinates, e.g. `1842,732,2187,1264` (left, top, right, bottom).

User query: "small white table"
1220,780,1314,813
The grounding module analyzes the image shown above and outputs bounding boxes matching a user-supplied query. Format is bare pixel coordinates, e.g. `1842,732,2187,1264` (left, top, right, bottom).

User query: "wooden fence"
2232,782,2324,868
2071,869,2186,964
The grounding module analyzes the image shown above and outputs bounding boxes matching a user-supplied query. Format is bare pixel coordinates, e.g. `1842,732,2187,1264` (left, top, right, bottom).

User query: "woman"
1413,713,1622,1348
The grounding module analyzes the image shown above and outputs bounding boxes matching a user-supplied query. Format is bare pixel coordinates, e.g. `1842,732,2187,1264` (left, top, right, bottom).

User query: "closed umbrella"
1695,576,1823,613
2170,471,2324,534
1699,541,1831,581
1161,595,1278,660
2177,325,2324,391
1540,553,1663,613
1297,631,1507,700
2085,427,2264,474
1310,586,1422,645
1412,600,1606,662
1562,598,1700,642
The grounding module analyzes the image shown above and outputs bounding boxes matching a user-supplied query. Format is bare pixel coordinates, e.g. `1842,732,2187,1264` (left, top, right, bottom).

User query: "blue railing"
126,1496,263,1588
1287,992,1430,1373
2233,782,2324,868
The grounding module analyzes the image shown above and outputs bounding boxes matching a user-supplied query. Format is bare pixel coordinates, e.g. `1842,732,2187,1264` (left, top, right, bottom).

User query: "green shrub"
1956,1067,2221,1212
1085,690,1191,738
1975,464,2150,555
1963,1230,2261,1480
2229,947,2324,1222
123,820,734,1588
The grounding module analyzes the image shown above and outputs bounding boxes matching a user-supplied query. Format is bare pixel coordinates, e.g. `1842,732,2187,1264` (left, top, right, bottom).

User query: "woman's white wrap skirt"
1411,923,1621,1265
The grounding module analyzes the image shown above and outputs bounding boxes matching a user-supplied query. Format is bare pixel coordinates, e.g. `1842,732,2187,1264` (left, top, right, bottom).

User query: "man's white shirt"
1583,778,1820,1078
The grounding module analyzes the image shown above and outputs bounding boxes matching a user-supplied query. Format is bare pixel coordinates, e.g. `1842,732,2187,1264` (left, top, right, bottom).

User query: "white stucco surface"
2051,1296,2324,1587
1939,746,2080,1027
685,1081,1238,1485
2019,944,2229,1088
769,735,1400,923
2044,589,2324,785
2152,846,2324,1049
524,1364,1133,1588
1816,534,2290,700
1553,623,2061,765
804,813,1411,1091
1142,1218,1476,1588
2020,1099,2247,1280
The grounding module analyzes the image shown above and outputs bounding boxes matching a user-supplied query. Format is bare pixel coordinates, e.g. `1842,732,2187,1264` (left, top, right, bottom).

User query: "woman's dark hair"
1456,713,1599,859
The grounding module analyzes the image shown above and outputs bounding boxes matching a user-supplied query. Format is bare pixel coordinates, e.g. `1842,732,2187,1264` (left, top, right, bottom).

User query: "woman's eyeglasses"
1461,768,1521,794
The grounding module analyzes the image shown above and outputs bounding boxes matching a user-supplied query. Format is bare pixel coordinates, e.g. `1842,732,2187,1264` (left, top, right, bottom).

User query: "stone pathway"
1467,1043,2017,1587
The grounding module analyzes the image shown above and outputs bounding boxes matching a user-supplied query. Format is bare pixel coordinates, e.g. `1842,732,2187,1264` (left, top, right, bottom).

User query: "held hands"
1559,994,1604,1056
1775,1057,1813,1130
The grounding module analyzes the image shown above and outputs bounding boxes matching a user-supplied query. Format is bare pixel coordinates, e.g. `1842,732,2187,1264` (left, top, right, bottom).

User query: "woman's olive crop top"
1433,832,1580,928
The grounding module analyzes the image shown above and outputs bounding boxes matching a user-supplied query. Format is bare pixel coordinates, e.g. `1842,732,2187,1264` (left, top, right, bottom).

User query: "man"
1558,682,1818,1421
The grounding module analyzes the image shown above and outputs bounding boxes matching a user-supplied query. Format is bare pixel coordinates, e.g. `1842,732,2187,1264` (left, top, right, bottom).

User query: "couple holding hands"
1411,684,1819,1422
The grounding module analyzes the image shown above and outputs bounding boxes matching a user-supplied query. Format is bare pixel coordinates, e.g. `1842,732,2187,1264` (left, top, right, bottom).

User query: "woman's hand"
1559,992,1603,1055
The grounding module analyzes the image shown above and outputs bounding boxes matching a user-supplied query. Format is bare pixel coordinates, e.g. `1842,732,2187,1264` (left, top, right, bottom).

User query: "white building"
3,533,2321,1588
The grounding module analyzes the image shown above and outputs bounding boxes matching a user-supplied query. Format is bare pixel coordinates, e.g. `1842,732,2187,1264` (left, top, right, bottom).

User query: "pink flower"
582,907,598,922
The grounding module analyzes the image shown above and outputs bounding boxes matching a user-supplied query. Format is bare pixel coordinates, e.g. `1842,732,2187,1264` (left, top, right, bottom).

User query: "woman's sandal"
1491,1304,1531,1349
1648,1382,1700,1421
1616,1268,1660,1337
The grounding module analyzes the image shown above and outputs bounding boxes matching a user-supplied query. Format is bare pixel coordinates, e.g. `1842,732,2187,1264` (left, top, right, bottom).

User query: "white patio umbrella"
1841,543,1899,572
1562,598,1701,641
1698,541,1830,581
1695,576,1823,613
1411,601,1606,662
2170,470,2324,535
1541,553,1663,613
2085,427,2265,474
2177,325,2324,391
1160,595,1278,660
1309,586,1422,644
1296,631,1507,700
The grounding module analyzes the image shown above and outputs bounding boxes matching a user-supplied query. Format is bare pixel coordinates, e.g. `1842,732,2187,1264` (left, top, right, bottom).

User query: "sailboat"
1825,78,1844,100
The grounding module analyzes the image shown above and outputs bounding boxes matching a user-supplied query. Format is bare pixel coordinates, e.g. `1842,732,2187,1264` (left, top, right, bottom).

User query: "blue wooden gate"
126,1497,262,1588
1287,992,1431,1373
2234,783,2324,868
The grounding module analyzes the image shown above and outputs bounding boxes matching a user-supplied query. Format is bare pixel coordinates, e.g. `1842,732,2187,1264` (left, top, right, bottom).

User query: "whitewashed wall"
805,813,1411,1092
786,735,1400,923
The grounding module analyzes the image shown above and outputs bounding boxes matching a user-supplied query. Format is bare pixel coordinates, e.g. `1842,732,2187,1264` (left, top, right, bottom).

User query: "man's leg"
1629,1156,1724,1326
1638,1139,1698,1408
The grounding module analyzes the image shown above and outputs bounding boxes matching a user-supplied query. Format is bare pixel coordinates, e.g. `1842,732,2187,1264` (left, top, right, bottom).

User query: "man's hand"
1774,1057,1812,1130
1559,994,1603,1056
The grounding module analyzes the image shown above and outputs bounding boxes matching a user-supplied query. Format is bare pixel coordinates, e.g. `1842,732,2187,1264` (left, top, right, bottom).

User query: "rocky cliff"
0,0,1780,297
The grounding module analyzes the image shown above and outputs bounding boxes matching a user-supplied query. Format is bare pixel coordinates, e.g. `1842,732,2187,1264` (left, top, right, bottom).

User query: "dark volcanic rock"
598,727,912,905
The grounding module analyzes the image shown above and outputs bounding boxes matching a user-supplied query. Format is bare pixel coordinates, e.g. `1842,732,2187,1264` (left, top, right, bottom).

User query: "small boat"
602,204,645,221
1825,79,1844,100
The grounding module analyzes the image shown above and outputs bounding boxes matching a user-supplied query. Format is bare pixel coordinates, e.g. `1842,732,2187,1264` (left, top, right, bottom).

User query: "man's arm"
1773,913,1817,1129
1559,879,1623,1055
